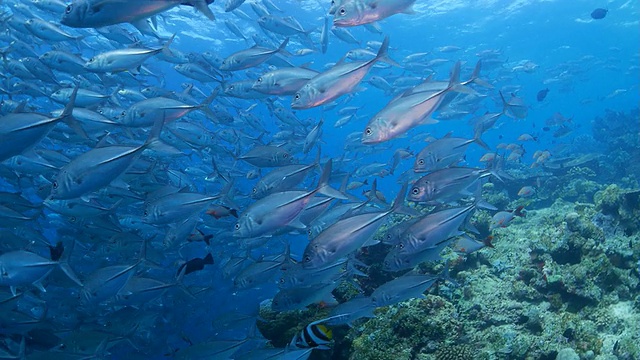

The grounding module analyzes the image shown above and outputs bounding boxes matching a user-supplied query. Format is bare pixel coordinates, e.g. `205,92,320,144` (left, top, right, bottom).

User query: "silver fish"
61,0,215,28
0,86,79,162
49,116,165,200
407,167,494,204
301,183,411,269
234,160,345,238
143,192,220,225
371,273,438,307
252,67,319,95
361,62,462,145
220,38,289,71
333,0,416,27
291,36,396,109
414,134,489,173
85,35,174,73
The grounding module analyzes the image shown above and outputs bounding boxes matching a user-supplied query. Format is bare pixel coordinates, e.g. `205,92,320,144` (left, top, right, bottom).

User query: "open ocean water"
0,0,638,359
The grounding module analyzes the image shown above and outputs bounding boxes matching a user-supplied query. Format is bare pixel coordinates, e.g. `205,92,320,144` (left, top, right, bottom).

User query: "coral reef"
322,195,639,360
261,109,640,360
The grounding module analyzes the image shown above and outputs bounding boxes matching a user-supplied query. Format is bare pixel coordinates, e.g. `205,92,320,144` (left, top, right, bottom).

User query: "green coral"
256,301,330,348
349,296,463,360
594,184,625,216
433,344,473,360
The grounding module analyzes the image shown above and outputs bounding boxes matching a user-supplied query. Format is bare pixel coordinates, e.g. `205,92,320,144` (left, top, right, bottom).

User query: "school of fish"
0,0,618,358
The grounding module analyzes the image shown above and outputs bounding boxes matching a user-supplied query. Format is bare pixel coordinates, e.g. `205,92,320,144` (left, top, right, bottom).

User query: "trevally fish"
371,273,438,307
414,134,489,173
49,116,166,200
252,67,319,95
0,86,79,163
252,158,319,199
24,18,82,42
238,145,294,168
291,35,397,109
80,263,138,306
407,167,497,204
361,62,463,145
61,0,215,28
0,248,82,295
144,192,220,225
234,160,346,238
333,0,416,27
301,183,413,269
383,205,477,271
121,90,217,127
220,38,289,71
85,35,175,73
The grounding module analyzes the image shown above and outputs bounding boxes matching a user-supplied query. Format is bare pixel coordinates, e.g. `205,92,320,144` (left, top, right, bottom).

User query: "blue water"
0,0,638,358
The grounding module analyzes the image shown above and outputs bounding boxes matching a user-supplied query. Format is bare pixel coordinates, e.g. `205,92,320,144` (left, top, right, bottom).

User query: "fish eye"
304,256,311,262
143,210,148,217
365,128,372,136
294,94,300,100
65,4,72,14
339,7,346,15
418,159,425,165
252,188,257,193
398,243,404,249
52,181,58,189
411,187,419,195
120,110,126,117
257,77,262,83
279,278,285,283
234,223,240,230
283,153,288,158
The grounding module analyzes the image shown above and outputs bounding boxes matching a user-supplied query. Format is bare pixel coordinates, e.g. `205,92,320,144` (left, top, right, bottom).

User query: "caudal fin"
198,87,219,119
374,36,401,67
59,85,87,138
316,159,348,199
462,60,494,88
191,0,215,21
390,182,420,216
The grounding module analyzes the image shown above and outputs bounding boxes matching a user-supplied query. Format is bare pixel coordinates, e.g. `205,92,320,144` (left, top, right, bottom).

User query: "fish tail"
498,91,513,118
161,33,176,56
199,87,219,119
142,113,182,155
375,35,401,67
472,131,491,151
203,253,214,265
191,0,215,21
277,37,290,53
366,178,378,202
448,61,461,86
57,239,83,287
467,60,494,88
446,61,475,95
145,113,165,147
59,85,88,139
60,85,78,119
316,159,347,199
390,182,419,216
439,260,459,287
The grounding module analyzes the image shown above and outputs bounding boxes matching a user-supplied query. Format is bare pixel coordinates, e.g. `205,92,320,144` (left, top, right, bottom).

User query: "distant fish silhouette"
177,253,214,277
591,8,608,19
537,88,549,102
